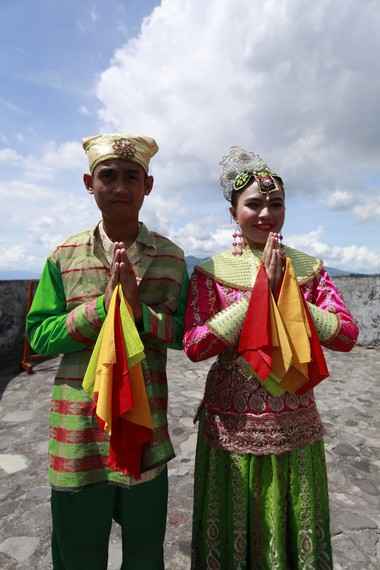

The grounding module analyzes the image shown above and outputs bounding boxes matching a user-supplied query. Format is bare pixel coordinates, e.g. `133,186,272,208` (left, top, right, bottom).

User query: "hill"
0,271,40,280
0,262,364,280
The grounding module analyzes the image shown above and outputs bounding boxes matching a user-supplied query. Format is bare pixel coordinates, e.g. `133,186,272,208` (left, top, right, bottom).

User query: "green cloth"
192,420,333,570
51,468,168,570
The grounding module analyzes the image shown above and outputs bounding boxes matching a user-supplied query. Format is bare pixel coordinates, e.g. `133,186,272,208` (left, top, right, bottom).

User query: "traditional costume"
27,133,189,570
184,147,358,569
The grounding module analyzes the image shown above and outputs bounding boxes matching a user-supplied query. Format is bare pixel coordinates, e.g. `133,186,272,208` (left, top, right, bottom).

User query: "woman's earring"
232,224,244,256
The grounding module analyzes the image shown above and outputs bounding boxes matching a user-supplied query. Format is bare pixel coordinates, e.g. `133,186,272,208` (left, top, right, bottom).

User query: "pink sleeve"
302,268,359,351
183,269,229,361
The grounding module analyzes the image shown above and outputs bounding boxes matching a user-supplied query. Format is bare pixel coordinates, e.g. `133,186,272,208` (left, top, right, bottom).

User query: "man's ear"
83,173,93,194
144,175,154,196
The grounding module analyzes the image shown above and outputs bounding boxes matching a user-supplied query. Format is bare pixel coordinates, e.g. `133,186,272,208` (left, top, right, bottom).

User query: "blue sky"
1,0,379,274
1,0,157,146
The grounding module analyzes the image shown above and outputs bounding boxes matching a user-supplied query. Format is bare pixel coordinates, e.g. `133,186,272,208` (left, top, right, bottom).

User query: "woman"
183,146,359,569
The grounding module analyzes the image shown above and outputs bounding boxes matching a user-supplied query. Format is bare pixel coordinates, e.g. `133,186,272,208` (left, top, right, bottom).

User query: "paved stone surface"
0,347,379,569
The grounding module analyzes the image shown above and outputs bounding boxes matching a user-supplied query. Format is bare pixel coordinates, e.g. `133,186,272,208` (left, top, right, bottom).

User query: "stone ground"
0,347,379,569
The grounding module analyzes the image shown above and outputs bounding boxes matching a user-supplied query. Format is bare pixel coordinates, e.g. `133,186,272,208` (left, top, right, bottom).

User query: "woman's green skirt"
192,423,333,570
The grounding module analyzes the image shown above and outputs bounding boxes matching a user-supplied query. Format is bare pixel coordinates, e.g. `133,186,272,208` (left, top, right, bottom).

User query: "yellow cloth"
278,258,311,365
270,292,293,378
82,289,117,431
269,258,312,392
82,285,153,433
119,294,152,429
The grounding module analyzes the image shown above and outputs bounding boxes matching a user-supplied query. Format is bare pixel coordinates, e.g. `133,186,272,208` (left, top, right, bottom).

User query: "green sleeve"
307,302,340,342
207,297,249,345
141,269,189,350
26,258,106,356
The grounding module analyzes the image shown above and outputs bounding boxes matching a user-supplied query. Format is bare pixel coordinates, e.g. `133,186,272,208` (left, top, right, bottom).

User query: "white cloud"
7,141,87,181
88,0,380,272
170,221,232,256
0,148,22,163
33,141,84,170
326,190,380,221
0,244,38,271
326,190,354,210
0,180,52,201
0,177,99,271
287,227,380,273
96,0,380,201
140,192,182,235
352,198,380,221
165,220,380,274
2,0,380,274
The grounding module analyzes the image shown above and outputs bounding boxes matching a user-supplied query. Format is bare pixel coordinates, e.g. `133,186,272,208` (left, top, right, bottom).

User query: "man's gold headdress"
83,133,159,174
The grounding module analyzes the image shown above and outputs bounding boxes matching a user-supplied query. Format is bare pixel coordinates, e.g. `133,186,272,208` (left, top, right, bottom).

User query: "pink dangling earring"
232,224,244,256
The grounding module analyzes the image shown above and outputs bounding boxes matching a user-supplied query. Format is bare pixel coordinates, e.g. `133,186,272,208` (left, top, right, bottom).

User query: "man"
26,133,189,569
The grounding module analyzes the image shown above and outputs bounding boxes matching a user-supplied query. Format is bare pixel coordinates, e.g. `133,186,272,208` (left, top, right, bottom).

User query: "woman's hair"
219,146,284,204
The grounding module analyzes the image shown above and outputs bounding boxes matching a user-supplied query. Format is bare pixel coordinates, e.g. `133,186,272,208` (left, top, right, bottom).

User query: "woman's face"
230,181,285,246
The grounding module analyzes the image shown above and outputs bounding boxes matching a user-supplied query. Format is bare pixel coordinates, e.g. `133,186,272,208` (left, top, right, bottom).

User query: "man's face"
84,158,153,222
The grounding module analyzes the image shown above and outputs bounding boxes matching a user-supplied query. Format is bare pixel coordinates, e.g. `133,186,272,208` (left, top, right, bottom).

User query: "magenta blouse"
183,267,359,456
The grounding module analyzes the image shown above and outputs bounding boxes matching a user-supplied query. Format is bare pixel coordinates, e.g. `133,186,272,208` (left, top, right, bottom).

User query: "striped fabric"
27,222,188,489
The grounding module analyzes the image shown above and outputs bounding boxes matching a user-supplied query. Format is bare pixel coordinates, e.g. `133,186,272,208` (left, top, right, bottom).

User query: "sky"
1,0,379,274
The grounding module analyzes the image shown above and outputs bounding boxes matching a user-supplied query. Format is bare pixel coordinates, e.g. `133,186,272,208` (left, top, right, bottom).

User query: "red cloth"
296,299,329,395
238,264,272,380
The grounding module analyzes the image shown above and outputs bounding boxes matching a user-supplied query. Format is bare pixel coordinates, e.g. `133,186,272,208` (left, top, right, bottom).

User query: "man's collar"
136,222,156,250
91,221,156,251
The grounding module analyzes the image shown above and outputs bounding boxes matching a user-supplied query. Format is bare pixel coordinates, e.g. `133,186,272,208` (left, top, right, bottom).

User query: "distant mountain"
0,271,40,280
185,257,358,278
325,266,351,277
0,263,364,281
185,255,207,274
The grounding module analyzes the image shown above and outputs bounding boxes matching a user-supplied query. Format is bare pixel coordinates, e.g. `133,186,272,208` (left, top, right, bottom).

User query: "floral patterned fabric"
192,423,333,570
